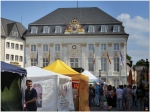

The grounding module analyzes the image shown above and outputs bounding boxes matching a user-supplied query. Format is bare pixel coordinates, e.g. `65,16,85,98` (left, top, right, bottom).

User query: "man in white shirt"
116,85,124,109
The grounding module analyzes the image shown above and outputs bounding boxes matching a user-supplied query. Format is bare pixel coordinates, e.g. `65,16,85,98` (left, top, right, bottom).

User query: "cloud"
117,13,149,47
117,13,149,63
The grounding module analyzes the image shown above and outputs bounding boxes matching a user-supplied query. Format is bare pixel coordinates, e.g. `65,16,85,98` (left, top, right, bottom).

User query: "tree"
126,54,132,61
135,59,145,66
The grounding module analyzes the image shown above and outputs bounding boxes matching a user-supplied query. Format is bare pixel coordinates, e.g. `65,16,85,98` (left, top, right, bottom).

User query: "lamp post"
140,67,145,84
133,66,136,85
145,59,149,82
99,70,101,84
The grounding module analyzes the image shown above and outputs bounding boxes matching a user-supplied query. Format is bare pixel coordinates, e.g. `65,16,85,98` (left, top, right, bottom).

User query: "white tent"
81,70,104,84
25,66,74,111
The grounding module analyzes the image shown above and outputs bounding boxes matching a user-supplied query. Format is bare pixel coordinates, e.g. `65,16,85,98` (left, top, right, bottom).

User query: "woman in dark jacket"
112,86,116,107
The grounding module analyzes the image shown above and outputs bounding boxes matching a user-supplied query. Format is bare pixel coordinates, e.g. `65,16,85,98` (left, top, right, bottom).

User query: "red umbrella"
128,70,132,85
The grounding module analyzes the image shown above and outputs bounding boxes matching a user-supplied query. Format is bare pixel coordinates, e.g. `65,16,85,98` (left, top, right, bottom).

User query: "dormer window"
113,25,120,32
12,31,18,37
101,25,107,32
31,26,38,34
88,25,95,33
43,26,50,33
55,26,62,33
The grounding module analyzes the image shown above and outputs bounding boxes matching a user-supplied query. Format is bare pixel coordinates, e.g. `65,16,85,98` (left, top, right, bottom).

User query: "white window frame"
55,44,60,51
88,25,95,33
101,25,107,32
31,58,36,66
11,55,14,61
20,45,23,50
101,44,106,51
6,54,9,60
43,58,48,67
6,42,10,48
20,56,23,62
114,43,119,50
88,58,94,71
12,31,18,37
31,45,36,51
43,44,48,51
11,43,14,49
88,44,94,51
43,26,50,33
15,55,18,61
114,58,119,72
31,26,38,33
70,58,78,68
113,25,120,32
101,58,107,71
15,44,19,50
55,26,62,33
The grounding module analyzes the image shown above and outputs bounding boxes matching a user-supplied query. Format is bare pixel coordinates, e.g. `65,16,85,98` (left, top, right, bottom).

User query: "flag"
106,50,111,64
48,49,50,64
36,49,38,65
120,52,124,65
93,58,96,64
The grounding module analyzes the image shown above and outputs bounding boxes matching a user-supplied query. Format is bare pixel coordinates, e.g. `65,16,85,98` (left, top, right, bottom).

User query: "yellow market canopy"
43,60,88,81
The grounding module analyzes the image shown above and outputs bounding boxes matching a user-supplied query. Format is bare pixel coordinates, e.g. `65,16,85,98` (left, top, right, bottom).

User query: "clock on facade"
72,45,76,49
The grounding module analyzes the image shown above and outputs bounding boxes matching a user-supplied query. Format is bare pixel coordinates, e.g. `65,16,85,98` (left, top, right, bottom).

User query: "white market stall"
25,66,74,111
81,69,104,84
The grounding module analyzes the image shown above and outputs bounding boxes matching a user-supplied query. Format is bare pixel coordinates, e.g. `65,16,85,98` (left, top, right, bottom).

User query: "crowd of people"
89,83,149,111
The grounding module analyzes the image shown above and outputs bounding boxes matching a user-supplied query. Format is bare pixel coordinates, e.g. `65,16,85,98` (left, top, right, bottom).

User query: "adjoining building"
1,18,27,67
25,7,129,87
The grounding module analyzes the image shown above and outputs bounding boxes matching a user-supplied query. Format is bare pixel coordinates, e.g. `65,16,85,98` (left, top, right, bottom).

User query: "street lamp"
133,66,136,85
145,59,149,82
99,70,101,84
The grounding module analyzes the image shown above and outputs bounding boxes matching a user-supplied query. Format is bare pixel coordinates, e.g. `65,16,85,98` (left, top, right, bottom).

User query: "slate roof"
1,18,27,39
26,7,128,36
31,7,121,25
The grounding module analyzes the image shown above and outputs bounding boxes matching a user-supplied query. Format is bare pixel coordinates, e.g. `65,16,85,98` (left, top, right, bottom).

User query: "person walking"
89,84,94,107
25,79,37,111
136,84,145,111
126,85,133,111
116,85,124,110
132,86,137,106
112,86,117,107
122,85,128,110
99,83,105,108
106,85,114,111
94,83,100,107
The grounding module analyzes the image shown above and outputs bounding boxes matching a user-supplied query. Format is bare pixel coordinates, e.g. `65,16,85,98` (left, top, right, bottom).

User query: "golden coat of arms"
65,19,85,34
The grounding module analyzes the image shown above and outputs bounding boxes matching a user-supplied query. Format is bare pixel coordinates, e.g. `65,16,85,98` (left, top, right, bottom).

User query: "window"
12,31,18,37
11,55,14,61
31,26,38,33
43,26,50,33
43,58,48,67
31,58,36,66
20,56,23,62
114,58,119,72
15,44,19,50
113,25,120,32
101,25,107,32
70,58,78,68
114,43,119,50
55,26,62,33
43,44,48,51
88,58,94,71
20,45,23,50
88,44,94,51
6,54,9,60
31,45,36,51
88,25,95,33
11,43,14,49
55,44,60,51
101,58,107,71
101,44,106,50
6,42,10,48
15,55,18,61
